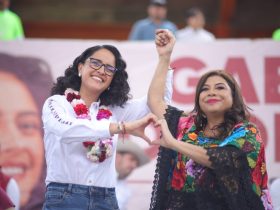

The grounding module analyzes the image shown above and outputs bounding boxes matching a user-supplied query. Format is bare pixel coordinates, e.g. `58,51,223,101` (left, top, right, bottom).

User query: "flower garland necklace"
65,88,113,163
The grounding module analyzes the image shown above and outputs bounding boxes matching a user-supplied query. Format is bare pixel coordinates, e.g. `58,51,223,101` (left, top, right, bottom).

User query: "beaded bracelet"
121,121,126,135
117,122,124,134
118,121,126,141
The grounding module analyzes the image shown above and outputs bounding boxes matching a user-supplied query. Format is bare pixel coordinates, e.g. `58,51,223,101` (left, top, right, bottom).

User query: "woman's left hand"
151,118,175,149
155,29,176,58
125,113,158,144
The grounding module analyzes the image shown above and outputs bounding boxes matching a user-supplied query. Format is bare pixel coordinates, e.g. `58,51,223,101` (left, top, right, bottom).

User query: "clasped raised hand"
155,29,176,57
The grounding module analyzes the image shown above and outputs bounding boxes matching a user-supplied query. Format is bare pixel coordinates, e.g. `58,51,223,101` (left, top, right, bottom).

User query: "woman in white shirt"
42,44,173,210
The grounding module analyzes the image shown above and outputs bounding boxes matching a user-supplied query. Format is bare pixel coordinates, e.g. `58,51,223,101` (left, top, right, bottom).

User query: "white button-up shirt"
42,71,173,188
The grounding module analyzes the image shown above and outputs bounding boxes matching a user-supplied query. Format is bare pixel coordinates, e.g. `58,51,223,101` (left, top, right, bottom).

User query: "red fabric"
0,187,15,210
0,171,10,191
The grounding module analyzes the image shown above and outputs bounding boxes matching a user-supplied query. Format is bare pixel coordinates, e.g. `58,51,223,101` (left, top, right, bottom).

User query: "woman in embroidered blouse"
42,44,172,210
148,29,273,210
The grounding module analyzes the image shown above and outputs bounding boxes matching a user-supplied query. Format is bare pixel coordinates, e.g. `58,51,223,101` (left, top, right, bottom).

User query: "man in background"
128,0,177,40
0,0,24,40
116,140,150,210
176,7,215,42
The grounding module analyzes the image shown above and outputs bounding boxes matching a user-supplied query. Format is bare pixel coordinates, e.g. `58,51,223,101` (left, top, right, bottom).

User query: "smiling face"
199,75,233,118
0,71,43,206
78,48,116,98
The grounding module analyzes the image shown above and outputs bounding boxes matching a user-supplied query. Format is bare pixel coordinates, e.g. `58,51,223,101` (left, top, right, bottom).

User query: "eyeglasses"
87,58,118,76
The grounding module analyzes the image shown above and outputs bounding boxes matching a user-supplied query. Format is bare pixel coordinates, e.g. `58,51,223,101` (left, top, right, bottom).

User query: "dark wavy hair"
51,45,131,107
192,70,250,140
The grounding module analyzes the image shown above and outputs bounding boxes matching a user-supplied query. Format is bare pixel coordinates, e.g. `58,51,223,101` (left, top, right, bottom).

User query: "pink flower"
96,108,112,120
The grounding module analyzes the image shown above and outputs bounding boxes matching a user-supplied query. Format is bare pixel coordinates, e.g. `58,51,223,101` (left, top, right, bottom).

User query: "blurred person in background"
128,0,177,40
272,28,280,40
0,0,24,40
0,53,53,210
115,139,150,210
176,7,215,42
0,166,20,210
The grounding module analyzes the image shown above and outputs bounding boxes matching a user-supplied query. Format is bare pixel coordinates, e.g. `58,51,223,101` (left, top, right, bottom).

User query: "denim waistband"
47,182,115,196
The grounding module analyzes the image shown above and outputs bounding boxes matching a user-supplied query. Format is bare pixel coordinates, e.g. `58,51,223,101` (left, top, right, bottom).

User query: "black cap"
150,0,167,6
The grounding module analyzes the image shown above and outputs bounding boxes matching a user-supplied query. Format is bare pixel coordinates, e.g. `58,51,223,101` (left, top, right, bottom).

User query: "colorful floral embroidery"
219,126,247,146
188,132,197,141
169,114,272,208
171,160,186,190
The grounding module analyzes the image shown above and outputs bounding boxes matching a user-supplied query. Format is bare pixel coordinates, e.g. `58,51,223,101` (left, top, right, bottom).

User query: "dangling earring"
78,72,81,77
107,86,110,91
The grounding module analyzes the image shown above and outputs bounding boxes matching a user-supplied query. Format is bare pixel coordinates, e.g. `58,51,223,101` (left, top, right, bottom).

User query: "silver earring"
78,72,81,77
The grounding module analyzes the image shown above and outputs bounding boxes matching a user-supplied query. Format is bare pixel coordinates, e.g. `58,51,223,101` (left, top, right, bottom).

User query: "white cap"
117,140,150,167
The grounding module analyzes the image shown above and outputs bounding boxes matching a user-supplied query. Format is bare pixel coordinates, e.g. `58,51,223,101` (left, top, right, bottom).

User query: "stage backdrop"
1,39,280,210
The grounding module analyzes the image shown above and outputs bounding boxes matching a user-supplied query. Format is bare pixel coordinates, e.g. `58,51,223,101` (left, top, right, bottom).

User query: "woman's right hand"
155,29,176,59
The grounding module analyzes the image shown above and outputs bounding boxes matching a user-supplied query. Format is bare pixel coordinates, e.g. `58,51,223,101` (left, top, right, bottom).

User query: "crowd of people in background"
1,0,280,41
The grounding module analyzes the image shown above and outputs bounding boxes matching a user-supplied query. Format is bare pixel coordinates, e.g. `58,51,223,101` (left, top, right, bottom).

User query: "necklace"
64,88,113,163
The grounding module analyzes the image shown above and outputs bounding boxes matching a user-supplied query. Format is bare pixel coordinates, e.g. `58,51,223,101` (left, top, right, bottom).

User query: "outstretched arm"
154,118,211,167
110,113,157,144
148,31,211,167
148,29,176,119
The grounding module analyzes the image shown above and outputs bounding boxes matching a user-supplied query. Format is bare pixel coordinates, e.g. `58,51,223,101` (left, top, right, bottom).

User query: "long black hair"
51,45,131,107
192,70,250,140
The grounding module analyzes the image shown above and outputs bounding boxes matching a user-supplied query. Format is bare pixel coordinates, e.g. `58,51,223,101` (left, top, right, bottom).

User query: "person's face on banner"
0,71,44,206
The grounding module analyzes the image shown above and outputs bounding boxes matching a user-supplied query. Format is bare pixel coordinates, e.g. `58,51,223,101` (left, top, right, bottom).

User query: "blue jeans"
42,182,119,210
